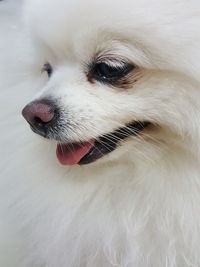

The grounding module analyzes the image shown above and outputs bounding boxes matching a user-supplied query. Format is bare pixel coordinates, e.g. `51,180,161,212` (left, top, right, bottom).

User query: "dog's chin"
55,121,150,166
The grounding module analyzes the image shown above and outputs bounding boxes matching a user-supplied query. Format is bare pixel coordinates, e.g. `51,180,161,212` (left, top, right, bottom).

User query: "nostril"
34,116,46,125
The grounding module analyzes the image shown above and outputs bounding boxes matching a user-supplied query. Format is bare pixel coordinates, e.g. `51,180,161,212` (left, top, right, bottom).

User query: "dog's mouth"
56,121,150,165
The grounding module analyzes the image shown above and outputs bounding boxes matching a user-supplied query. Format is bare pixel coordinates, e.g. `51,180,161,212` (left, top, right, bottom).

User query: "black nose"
22,99,55,136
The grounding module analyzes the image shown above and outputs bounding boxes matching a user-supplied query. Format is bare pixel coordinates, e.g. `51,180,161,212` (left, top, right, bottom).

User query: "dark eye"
91,62,134,83
42,62,53,77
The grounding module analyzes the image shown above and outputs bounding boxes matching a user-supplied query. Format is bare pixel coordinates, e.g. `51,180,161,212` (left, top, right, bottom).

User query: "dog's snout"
22,99,56,136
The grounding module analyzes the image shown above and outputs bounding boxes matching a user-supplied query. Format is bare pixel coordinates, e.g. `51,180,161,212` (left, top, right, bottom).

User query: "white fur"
1,0,200,266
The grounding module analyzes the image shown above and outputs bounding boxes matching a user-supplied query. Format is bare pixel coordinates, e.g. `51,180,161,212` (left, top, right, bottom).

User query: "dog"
1,0,200,266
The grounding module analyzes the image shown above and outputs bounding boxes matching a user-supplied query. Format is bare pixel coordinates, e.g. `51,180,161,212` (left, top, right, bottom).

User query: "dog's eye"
42,62,53,78
91,62,134,83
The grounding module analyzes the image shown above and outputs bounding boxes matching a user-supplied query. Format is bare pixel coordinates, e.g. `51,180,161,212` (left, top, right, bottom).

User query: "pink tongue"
56,141,94,165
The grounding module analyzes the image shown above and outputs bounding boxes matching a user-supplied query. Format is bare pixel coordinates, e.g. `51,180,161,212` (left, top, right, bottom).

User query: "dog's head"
22,0,200,166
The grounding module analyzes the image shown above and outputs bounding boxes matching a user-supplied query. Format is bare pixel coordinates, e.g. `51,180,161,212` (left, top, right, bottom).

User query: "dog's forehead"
24,0,186,46
24,0,200,79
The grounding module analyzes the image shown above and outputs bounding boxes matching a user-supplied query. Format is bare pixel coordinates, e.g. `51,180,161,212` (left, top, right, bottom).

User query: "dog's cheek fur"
1,0,200,267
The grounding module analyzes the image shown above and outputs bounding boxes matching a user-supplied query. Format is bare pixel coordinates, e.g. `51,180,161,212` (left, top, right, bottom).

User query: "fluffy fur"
1,0,200,266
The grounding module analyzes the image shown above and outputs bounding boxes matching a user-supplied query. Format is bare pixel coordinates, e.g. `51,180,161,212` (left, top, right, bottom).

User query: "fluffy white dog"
1,0,200,266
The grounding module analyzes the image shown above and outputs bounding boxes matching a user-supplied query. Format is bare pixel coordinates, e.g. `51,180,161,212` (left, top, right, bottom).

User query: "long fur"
1,0,200,266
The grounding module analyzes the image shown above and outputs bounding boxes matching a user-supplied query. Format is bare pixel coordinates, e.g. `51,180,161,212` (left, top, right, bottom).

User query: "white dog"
1,0,200,266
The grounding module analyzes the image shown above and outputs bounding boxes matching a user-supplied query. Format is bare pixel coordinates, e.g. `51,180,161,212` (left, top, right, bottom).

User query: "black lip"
79,121,150,165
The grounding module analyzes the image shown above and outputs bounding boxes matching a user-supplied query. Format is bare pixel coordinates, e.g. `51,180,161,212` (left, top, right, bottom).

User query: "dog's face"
22,0,200,166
